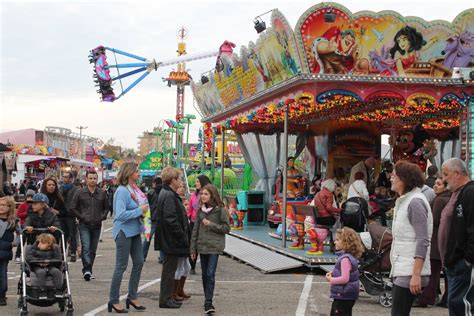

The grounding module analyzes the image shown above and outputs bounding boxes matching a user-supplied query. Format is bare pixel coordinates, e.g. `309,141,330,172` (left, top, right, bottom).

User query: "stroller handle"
21,227,65,235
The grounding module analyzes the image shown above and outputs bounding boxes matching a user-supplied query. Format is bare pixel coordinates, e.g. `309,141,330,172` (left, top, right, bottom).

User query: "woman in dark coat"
0,196,17,305
154,167,190,309
416,176,451,307
40,177,67,219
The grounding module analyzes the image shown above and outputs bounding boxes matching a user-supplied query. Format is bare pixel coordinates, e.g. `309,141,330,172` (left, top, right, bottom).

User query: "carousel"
191,2,474,271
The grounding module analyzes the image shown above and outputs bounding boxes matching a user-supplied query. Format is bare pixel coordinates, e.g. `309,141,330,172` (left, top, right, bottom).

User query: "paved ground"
2,218,448,315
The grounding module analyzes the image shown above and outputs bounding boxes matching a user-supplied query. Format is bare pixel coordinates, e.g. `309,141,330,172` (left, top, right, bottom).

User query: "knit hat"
32,193,49,204
26,189,35,198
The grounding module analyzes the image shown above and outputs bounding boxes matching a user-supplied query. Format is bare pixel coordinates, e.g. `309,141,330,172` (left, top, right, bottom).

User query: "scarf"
127,184,148,206
127,184,150,240
62,183,73,191
201,205,213,214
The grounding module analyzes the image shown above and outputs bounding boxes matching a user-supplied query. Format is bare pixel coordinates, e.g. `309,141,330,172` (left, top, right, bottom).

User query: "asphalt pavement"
2,218,448,315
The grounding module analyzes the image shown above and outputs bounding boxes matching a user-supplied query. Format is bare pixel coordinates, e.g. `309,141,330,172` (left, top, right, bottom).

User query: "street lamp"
153,129,165,167
165,128,177,166
179,113,197,159
76,126,88,159
175,123,185,168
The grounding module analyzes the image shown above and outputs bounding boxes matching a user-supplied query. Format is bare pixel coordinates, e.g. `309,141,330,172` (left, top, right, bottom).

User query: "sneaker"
70,255,76,263
83,271,91,281
204,303,215,314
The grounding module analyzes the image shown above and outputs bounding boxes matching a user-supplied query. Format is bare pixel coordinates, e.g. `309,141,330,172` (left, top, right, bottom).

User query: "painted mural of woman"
385,26,426,76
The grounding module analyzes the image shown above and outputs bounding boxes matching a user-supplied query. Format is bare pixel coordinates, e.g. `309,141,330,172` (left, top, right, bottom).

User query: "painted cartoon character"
304,216,328,255
286,213,305,250
381,26,426,76
229,202,246,230
414,139,438,166
311,26,357,74
442,30,474,69
276,31,299,76
368,45,397,76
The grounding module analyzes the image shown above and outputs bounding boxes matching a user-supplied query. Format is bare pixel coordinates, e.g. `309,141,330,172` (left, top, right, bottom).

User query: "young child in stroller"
25,233,63,292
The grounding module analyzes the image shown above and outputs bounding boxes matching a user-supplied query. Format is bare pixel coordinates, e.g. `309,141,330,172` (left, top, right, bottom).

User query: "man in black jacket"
441,158,474,315
61,171,79,262
70,170,108,281
154,167,189,309
142,177,162,261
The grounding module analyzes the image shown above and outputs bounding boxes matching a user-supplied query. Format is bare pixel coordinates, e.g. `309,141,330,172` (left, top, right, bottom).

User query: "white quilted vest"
390,188,433,277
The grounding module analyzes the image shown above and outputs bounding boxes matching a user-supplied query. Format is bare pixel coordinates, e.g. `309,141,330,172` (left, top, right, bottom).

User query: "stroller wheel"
65,309,74,316
379,291,392,307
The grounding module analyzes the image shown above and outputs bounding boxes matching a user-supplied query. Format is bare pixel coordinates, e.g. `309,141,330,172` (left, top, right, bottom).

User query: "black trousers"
330,299,355,316
60,217,78,255
391,284,416,316
159,254,179,304
189,221,196,270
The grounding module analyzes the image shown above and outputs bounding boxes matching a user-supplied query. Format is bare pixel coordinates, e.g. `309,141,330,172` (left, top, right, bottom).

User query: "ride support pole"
282,108,289,248
220,127,225,199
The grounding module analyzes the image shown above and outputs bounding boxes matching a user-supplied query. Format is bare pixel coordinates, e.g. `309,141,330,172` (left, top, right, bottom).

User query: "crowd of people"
0,164,230,314
307,156,473,316
0,155,472,315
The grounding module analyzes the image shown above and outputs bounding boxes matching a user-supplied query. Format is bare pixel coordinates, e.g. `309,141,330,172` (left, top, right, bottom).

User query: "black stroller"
18,228,74,315
359,223,393,307
341,197,369,232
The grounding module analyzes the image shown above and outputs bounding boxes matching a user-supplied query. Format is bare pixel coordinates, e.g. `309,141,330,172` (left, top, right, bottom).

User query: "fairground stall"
191,2,474,272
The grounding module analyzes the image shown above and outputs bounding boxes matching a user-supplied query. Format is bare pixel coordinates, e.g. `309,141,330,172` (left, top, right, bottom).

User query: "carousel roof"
191,3,474,132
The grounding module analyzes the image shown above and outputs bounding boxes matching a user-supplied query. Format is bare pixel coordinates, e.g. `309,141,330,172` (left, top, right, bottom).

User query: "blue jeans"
446,258,474,316
0,260,8,297
109,231,144,304
200,254,219,305
79,224,101,274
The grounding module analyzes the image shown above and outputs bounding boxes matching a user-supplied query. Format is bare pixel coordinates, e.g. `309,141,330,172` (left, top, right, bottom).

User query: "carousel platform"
225,226,337,272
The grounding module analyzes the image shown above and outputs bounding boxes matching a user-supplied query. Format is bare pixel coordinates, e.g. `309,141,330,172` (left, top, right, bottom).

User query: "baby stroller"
18,228,74,315
368,197,396,226
359,223,393,307
341,197,369,232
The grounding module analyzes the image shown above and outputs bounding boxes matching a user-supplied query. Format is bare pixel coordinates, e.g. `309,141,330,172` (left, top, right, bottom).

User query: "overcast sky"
0,0,471,149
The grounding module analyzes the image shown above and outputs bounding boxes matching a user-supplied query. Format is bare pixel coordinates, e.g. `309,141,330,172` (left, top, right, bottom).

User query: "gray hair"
442,158,469,176
321,179,337,192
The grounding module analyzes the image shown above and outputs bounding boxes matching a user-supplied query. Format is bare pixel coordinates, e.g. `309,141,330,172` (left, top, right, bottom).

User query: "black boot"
159,299,181,309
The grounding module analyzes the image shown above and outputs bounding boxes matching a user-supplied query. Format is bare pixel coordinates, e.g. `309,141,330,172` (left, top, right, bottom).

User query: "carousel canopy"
191,3,474,133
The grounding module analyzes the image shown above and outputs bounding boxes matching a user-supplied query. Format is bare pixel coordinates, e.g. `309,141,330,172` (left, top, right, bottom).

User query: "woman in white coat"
389,161,433,316
347,171,369,202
